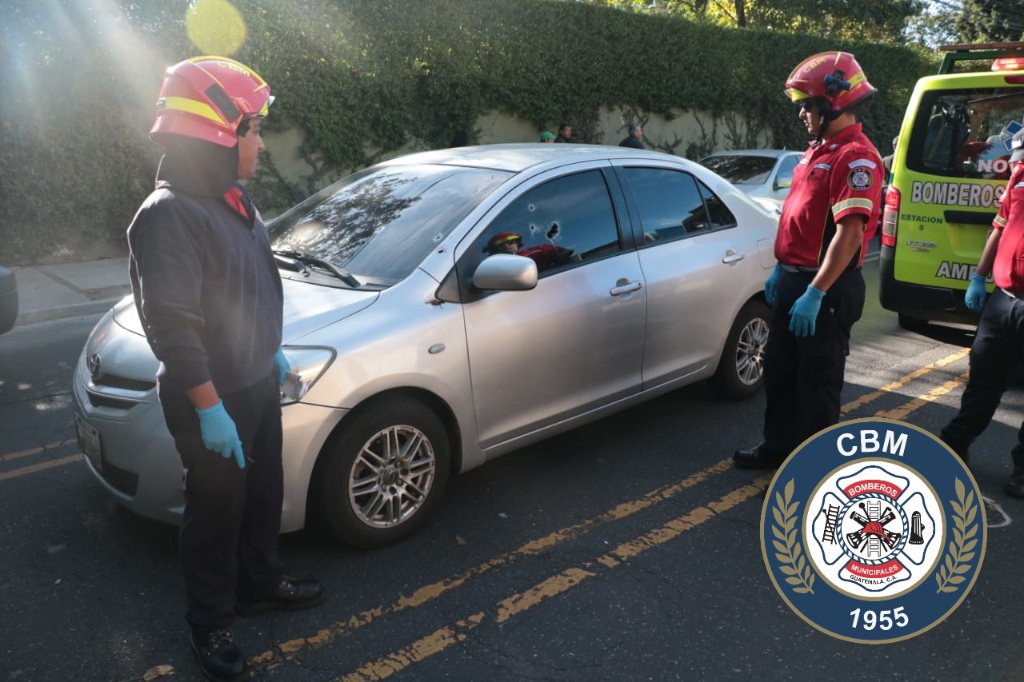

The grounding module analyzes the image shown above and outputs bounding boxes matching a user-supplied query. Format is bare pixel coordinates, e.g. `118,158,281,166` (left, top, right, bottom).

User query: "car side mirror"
774,176,792,191
472,254,538,291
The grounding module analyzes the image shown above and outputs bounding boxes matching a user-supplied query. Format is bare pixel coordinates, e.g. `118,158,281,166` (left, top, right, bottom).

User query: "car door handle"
610,280,642,296
722,250,745,264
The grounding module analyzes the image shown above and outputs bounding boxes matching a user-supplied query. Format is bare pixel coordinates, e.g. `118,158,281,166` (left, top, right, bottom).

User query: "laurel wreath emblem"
771,478,816,595
935,478,979,594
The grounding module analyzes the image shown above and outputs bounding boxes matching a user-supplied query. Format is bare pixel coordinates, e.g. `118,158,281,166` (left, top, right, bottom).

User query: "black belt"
780,263,819,274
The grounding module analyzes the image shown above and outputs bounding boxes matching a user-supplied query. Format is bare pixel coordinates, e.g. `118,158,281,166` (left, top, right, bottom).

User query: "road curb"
14,297,123,327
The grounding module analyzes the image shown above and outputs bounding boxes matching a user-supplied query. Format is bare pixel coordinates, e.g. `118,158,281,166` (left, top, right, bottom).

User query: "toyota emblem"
88,353,102,380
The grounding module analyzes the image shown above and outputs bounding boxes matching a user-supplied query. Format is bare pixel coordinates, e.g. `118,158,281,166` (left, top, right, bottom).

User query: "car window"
776,155,799,187
269,164,510,284
474,170,621,275
700,155,776,185
696,180,738,229
623,167,710,243
907,88,1024,180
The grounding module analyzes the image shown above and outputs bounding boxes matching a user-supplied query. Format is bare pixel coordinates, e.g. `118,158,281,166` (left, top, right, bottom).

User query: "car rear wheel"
315,396,450,547
713,299,770,400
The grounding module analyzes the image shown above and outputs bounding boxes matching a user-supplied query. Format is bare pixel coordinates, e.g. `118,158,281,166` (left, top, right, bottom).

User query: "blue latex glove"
195,401,245,469
765,263,784,307
965,273,987,313
788,285,825,337
273,347,291,386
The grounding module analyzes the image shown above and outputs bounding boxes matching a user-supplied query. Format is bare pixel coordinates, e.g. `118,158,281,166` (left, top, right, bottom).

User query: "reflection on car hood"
112,278,379,343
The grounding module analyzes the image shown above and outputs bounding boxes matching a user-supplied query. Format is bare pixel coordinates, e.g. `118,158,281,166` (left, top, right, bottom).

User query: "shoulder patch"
848,166,874,191
849,158,878,170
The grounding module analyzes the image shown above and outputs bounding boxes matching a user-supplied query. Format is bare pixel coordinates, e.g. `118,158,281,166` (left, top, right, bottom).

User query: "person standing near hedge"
619,122,644,149
734,52,883,470
127,56,324,681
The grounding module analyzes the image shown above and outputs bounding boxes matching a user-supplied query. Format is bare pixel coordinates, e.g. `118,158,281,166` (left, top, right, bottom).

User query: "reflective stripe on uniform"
833,197,874,215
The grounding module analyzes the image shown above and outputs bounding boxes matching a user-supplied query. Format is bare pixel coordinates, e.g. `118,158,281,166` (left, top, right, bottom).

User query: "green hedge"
0,0,935,264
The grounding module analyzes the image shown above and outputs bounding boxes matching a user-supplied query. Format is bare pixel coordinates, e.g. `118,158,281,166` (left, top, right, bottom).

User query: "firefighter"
734,52,884,469
940,129,1024,498
127,57,323,681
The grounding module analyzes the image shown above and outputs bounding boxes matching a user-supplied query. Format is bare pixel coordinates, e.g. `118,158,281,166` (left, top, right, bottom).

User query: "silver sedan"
73,144,776,547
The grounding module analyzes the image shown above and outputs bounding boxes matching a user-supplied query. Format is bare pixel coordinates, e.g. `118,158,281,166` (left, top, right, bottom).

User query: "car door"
458,166,645,450
616,163,751,388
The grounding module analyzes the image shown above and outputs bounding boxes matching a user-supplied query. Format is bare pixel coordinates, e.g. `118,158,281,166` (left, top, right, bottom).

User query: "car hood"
112,278,379,342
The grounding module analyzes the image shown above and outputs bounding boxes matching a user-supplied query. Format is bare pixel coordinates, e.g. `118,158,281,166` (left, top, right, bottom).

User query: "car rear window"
269,164,510,283
907,87,1024,180
700,155,776,185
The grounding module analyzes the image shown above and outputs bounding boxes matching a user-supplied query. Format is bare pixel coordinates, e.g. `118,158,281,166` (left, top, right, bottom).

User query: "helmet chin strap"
815,101,836,145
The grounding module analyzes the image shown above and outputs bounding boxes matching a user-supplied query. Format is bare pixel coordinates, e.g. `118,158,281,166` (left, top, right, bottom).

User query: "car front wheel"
315,396,450,547
713,299,770,400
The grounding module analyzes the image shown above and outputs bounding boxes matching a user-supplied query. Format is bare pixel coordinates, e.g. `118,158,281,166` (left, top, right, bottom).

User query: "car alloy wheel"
349,424,437,529
316,395,451,547
713,299,770,400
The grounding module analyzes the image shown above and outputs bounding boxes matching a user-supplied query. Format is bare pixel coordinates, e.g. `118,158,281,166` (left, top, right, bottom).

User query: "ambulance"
879,42,1024,329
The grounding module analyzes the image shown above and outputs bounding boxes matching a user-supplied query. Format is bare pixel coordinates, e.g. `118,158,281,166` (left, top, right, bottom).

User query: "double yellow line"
234,348,972,680
0,349,973,679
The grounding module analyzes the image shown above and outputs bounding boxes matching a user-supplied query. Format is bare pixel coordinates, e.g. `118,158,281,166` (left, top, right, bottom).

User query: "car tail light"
993,56,1024,72
881,186,899,248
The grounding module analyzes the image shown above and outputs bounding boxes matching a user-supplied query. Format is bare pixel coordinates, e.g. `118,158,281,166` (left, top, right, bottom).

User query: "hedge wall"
0,0,935,264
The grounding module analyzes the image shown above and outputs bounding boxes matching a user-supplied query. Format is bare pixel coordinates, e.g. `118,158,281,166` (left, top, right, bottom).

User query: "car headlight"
280,346,335,405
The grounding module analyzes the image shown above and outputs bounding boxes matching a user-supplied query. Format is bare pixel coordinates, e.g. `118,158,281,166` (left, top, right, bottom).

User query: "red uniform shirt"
774,123,883,268
992,163,1024,291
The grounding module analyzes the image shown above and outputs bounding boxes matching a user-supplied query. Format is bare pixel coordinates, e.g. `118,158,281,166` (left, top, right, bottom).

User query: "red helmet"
784,52,876,115
150,56,272,148
485,232,522,254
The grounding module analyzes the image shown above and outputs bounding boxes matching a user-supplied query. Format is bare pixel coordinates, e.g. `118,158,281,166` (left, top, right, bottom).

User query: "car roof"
378,143,681,173
702,149,800,159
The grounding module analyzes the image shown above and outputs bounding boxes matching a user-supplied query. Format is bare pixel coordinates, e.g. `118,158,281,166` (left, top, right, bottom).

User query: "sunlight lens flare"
186,0,247,56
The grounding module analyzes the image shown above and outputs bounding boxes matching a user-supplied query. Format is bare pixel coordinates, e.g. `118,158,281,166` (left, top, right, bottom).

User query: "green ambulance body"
880,42,1024,329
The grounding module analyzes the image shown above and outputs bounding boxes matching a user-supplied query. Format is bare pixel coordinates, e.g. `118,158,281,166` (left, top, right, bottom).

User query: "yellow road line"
253,457,735,666
0,438,77,463
339,478,770,682
842,348,969,415
874,371,970,421
0,453,83,482
250,351,977,671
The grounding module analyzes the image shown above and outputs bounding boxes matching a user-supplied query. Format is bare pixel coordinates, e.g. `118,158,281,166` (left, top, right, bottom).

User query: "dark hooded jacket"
127,138,283,395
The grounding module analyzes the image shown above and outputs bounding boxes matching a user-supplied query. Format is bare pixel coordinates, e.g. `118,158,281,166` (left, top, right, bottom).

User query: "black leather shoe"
190,627,245,682
1004,469,1024,499
733,444,787,470
236,576,324,616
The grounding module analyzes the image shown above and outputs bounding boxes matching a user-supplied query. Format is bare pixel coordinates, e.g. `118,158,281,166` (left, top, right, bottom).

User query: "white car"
700,149,802,214
73,144,777,547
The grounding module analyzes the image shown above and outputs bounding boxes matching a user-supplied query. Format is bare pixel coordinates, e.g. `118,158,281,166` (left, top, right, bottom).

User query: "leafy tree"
954,0,1024,43
594,0,922,42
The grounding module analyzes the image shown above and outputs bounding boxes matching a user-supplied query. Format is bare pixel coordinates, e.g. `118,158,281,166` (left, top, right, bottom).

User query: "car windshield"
908,88,1024,180
700,155,776,185
269,164,510,284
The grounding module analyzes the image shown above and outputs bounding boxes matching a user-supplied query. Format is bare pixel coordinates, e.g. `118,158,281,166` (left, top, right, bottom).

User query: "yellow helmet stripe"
786,88,811,102
161,96,226,124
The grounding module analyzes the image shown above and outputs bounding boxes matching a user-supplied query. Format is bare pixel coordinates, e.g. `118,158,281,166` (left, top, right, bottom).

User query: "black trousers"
158,372,284,631
762,268,865,456
941,289,1024,468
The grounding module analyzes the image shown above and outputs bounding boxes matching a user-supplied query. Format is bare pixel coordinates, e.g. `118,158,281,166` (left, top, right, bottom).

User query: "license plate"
75,414,102,472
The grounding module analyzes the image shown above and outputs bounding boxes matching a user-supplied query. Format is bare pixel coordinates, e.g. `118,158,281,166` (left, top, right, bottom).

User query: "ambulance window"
908,88,1024,180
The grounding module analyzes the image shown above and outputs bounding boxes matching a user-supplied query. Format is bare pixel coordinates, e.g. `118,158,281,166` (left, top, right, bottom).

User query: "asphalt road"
2,257,1024,682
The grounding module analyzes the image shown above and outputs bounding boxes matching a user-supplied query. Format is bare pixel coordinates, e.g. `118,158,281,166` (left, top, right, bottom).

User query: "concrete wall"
263,107,774,197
